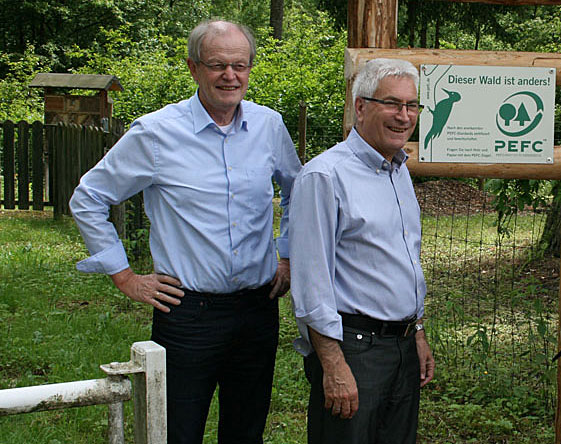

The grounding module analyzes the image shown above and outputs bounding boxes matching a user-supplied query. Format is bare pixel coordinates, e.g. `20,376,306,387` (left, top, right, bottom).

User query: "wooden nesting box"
29,73,123,127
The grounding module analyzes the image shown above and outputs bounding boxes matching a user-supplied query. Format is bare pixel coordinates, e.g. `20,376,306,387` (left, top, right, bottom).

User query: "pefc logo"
495,91,544,153
496,91,543,137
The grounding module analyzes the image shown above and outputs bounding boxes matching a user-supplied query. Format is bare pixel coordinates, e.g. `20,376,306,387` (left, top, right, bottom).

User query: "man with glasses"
289,58,434,444
70,19,301,444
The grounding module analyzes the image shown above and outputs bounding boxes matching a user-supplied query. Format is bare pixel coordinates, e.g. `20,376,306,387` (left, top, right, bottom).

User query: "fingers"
268,260,291,299
112,269,184,312
325,393,358,419
415,333,435,388
149,275,184,312
154,274,182,295
420,358,435,387
268,276,284,299
322,363,359,419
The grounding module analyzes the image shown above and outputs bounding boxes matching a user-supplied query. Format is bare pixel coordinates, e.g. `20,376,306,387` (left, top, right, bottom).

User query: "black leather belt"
182,284,271,298
340,312,417,337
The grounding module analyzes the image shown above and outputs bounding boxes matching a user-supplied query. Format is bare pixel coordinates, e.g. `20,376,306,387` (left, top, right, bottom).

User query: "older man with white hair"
290,58,434,444
71,19,301,444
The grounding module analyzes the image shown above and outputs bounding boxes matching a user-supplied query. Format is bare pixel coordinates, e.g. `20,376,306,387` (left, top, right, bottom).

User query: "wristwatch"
415,323,424,333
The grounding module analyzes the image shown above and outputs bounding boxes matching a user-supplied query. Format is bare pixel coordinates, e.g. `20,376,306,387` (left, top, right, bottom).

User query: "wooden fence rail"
1,120,124,217
0,341,167,444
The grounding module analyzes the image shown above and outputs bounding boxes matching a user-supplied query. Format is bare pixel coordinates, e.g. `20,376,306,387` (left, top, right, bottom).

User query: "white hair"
351,58,419,103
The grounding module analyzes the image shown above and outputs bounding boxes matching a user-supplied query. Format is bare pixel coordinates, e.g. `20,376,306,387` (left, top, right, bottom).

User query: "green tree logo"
496,91,543,136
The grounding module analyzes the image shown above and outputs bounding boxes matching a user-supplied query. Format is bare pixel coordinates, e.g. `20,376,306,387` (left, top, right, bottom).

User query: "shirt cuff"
275,236,289,259
76,240,130,275
292,307,343,357
296,304,342,338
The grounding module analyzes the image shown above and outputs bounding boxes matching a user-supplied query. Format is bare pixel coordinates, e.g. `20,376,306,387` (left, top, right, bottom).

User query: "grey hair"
351,58,419,103
188,20,256,64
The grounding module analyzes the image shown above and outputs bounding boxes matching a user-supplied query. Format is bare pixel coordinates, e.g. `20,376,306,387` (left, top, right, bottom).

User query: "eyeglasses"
198,60,252,72
360,97,422,114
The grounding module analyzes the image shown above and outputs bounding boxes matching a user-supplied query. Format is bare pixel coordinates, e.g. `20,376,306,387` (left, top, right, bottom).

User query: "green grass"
0,208,557,443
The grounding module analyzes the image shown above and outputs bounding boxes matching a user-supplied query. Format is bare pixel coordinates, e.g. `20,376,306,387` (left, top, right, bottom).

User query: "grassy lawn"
0,208,557,443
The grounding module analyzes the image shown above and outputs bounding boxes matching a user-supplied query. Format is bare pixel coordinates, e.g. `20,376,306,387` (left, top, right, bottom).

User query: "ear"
354,97,365,124
187,58,199,84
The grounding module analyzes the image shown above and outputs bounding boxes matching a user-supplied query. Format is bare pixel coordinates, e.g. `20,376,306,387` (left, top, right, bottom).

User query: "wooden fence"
1,120,124,217
0,341,167,444
1,121,48,210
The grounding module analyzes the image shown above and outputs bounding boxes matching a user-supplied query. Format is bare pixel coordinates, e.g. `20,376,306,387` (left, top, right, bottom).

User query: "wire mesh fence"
415,178,557,421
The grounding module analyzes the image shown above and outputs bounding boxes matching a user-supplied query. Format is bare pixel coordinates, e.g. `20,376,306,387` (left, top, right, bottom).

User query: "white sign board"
419,65,556,163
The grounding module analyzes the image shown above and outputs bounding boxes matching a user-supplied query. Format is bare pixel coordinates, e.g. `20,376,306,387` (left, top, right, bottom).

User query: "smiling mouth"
218,86,239,91
388,126,408,133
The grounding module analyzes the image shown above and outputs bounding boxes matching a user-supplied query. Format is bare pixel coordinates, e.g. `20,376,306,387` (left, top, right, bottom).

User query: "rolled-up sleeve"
69,121,156,274
289,169,342,354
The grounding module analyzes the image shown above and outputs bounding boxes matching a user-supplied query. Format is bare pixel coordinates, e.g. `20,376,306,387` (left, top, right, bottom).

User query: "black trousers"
151,286,279,444
304,326,420,444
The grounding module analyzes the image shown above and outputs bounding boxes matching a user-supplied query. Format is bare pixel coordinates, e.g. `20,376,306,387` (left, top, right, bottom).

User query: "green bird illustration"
424,89,461,150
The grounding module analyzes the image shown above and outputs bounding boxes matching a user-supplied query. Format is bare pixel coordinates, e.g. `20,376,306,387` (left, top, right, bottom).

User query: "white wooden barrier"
0,341,166,444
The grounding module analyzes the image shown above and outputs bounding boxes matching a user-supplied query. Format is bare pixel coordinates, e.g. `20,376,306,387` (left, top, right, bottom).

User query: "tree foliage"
248,8,346,156
0,0,559,166
70,28,196,124
0,47,45,122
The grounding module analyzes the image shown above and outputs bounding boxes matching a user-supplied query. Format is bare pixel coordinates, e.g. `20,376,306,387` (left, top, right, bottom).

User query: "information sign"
419,65,556,163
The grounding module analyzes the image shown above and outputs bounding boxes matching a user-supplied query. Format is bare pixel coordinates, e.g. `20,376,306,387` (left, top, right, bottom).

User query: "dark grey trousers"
304,327,421,444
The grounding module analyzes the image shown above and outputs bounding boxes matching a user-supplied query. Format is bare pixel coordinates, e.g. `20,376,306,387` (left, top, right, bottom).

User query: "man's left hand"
415,330,435,387
269,258,290,299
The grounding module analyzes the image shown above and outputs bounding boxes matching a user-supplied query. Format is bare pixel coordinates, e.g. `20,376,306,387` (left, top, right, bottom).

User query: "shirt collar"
347,127,408,172
191,91,248,134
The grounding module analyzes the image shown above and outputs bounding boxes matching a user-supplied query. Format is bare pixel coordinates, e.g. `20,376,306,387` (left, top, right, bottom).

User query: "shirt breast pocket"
244,167,273,212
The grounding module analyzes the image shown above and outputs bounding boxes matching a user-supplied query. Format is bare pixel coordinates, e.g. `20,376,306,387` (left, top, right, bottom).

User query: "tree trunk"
434,16,441,48
474,25,481,50
270,0,284,40
541,182,561,257
406,0,419,47
420,21,427,48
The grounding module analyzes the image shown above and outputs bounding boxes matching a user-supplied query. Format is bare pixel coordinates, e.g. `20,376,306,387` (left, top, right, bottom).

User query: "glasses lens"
406,103,419,113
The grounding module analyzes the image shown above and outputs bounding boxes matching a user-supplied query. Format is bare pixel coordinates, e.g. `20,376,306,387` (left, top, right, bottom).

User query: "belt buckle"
403,320,417,337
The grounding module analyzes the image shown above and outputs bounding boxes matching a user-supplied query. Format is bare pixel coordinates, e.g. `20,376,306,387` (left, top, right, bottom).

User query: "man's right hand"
309,328,359,419
111,268,184,313
322,357,359,419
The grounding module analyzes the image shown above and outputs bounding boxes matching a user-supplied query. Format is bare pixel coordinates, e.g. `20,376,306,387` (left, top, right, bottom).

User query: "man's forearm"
309,327,346,371
308,327,359,419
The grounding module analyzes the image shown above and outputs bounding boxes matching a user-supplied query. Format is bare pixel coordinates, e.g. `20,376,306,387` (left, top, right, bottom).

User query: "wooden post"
347,0,398,48
3,120,15,209
32,121,44,210
53,124,64,219
46,124,55,207
17,121,30,210
130,341,167,444
402,143,561,180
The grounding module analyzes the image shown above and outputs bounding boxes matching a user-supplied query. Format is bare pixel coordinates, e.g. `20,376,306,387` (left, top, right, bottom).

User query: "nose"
222,65,236,79
395,105,411,121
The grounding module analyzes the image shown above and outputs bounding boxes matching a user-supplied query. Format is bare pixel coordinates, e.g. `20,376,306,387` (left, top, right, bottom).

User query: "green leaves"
248,9,346,155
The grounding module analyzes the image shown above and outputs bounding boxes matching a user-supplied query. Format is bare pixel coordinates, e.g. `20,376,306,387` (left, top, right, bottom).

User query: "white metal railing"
0,341,167,444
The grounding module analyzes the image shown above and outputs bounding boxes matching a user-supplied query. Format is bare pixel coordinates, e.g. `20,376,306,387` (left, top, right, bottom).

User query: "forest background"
2,1,561,443
2,0,561,245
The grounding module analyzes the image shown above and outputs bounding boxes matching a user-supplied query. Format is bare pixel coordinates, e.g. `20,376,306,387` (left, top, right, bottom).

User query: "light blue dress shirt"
70,93,302,293
289,128,426,356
